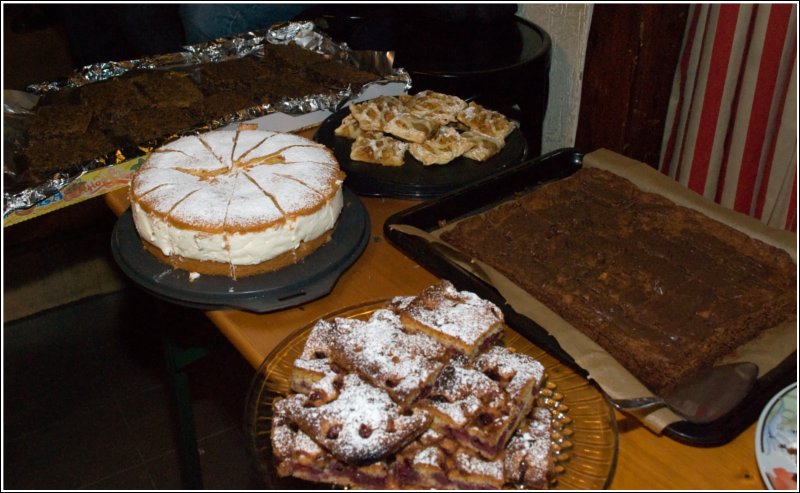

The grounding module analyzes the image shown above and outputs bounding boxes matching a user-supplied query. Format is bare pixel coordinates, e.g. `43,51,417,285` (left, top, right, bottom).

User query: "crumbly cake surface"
129,129,345,277
440,166,797,394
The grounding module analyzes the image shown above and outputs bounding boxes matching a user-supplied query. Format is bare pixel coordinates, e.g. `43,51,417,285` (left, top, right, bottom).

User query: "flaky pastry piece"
397,279,504,357
271,404,392,489
328,309,450,406
408,126,475,165
383,112,441,143
403,90,468,126
348,95,405,131
350,132,408,166
461,130,505,162
276,373,430,464
456,101,517,141
334,113,368,139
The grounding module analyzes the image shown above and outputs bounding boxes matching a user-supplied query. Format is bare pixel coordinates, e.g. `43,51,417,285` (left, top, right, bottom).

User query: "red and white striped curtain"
659,3,797,231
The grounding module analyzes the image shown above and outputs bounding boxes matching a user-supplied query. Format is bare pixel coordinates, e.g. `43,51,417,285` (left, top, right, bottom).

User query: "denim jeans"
179,4,308,44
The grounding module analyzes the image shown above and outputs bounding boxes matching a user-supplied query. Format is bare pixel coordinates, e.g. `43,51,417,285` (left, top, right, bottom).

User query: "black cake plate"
111,187,369,313
314,105,528,199
382,147,797,446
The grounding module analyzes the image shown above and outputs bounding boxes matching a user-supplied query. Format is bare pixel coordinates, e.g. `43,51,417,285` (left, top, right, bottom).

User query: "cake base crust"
141,229,334,278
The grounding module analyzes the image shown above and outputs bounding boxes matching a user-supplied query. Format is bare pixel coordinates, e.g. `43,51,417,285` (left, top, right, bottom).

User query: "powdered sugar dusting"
329,309,447,404
454,451,504,481
301,319,335,359
130,129,343,268
414,446,443,468
169,174,236,228
503,407,553,488
402,280,503,349
135,179,201,215
243,166,323,215
283,373,429,463
232,130,276,162
224,171,283,228
236,132,307,161
197,131,237,167
475,346,545,401
271,282,560,489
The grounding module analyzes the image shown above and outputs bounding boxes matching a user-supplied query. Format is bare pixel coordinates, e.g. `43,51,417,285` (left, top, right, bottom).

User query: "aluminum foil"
4,21,411,217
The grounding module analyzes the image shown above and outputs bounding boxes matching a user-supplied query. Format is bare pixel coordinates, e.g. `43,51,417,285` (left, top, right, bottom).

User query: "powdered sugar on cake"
129,129,344,271
329,309,448,405
278,373,430,463
399,280,504,355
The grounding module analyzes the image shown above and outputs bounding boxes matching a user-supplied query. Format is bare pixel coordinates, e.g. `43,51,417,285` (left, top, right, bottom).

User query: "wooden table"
104,183,767,490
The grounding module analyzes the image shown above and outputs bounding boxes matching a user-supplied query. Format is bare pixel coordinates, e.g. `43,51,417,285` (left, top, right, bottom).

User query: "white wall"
518,3,593,154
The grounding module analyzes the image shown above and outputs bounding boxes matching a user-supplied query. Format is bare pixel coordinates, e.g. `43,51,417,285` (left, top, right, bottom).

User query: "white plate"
755,383,797,490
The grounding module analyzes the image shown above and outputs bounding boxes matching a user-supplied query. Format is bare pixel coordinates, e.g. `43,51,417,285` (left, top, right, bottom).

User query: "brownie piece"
188,92,260,122
441,167,796,394
261,42,330,70
77,77,149,115
110,106,195,144
304,60,378,92
22,130,115,181
194,57,272,95
127,70,205,108
32,104,93,136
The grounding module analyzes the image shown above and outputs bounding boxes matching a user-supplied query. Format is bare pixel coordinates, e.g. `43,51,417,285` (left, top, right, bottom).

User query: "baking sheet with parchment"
395,148,797,433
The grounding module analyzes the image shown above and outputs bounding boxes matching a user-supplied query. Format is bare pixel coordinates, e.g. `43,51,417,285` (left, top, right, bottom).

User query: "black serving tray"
314,105,528,199
112,187,370,313
383,147,797,446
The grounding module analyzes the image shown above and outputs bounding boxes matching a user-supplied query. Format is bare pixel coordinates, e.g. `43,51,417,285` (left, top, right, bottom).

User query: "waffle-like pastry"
276,373,430,463
461,130,505,162
423,346,545,459
404,90,468,126
408,126,475,165
350,132,408,166
327,309,450,406
348,96,405,131
456,101,517,141
334,113,369,139
383,112,440,143
504,407,556,489
271,405,393,489
398,280,504,357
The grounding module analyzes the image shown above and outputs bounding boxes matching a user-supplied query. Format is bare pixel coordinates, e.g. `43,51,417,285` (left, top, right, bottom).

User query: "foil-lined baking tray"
3,21,410,217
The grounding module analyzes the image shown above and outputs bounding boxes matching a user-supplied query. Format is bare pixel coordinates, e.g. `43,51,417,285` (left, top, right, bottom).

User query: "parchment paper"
392,148,797,433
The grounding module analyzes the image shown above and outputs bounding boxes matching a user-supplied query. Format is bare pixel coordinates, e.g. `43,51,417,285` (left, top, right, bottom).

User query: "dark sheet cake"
440,167,796,395
15,42,379,186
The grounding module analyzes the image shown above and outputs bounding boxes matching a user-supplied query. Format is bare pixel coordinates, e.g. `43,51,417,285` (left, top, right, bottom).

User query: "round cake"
129,128,345,278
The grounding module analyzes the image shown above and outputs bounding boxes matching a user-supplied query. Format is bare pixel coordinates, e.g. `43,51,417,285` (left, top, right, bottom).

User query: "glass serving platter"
244,299,619,489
